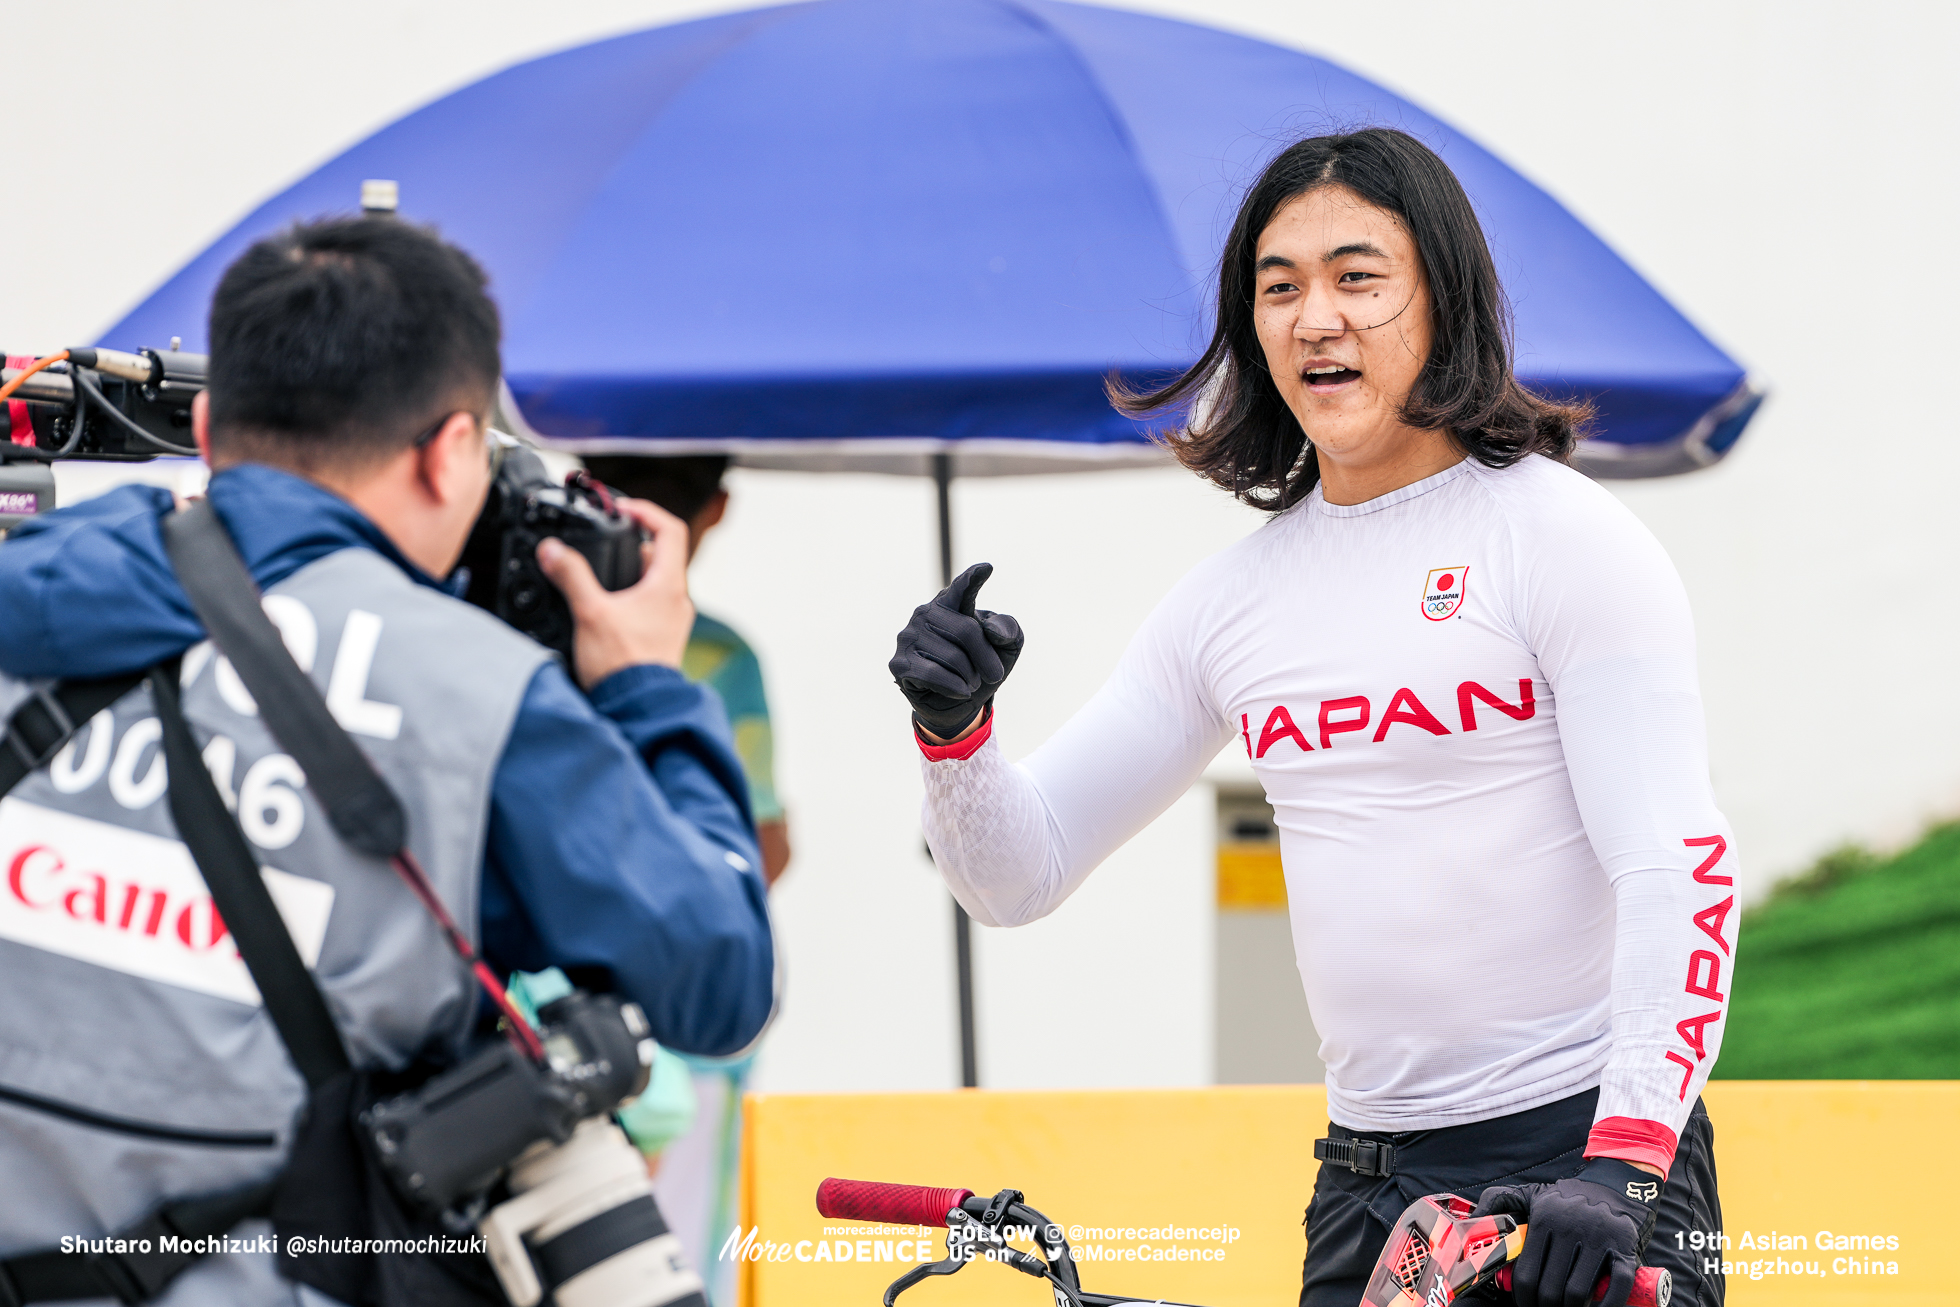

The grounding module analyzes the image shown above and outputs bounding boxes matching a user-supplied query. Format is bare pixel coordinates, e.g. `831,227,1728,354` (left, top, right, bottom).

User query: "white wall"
687,466,1249,1092
6,1,1955,1094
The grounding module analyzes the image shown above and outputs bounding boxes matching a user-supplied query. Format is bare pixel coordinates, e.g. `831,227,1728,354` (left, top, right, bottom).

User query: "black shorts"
1299,1089,1722,1307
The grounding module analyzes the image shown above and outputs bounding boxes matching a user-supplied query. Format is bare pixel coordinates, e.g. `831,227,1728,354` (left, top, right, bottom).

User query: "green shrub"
1713,823,1960,1078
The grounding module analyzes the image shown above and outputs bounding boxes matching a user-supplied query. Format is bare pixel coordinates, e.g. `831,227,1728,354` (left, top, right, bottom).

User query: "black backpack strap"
0,1180,275,1307
148,664,352,1090
0,674,144,800
159,499,406,859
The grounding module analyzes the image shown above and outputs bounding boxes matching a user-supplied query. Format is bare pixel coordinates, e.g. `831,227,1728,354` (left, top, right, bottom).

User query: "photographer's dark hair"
581,455,730,522
207,215,501,470
1114,127,1587,512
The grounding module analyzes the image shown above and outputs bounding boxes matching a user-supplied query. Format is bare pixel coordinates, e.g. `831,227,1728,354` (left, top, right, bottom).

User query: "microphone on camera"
63,347,155,383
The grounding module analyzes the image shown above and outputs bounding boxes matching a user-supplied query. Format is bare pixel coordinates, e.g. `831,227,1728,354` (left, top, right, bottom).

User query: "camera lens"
484,1120,706,1307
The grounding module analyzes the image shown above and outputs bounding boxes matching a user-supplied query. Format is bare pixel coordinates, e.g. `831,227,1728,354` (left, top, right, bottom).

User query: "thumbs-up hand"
888,562,1024,740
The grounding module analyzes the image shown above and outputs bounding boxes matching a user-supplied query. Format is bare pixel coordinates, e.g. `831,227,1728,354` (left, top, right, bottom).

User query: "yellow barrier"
1216,845,1287,909
1697,1082,1951,1307
738,1082,1953,1307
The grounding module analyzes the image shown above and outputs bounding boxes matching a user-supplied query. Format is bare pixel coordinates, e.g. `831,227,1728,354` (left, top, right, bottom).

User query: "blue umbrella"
105,0,1757,479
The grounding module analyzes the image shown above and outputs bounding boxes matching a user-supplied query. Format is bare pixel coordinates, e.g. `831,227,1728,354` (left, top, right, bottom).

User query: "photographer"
0,217,773,1301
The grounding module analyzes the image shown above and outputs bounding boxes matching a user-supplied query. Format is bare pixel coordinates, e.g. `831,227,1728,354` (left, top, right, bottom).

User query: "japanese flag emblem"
1423,566,1468,621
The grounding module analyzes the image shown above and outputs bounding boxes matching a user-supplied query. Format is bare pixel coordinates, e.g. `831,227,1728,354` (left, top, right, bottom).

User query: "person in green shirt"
582,453,785,1304
587,453,789,885
683,612,788,880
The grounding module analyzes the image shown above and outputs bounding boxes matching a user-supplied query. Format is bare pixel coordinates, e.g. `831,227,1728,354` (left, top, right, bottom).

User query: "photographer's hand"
538,497,694,689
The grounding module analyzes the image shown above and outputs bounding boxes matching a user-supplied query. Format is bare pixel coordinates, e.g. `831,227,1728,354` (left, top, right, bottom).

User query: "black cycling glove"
889,562,1024,739
1474,1158,1660,1307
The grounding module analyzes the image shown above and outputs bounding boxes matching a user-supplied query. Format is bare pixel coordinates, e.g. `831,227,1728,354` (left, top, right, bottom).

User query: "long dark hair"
1113,128,1587,511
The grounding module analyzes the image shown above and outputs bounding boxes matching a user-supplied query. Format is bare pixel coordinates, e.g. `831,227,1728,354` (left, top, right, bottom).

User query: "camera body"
458,444,645,660
363,992,704,1307
2,347,204,459
362,990,652,1213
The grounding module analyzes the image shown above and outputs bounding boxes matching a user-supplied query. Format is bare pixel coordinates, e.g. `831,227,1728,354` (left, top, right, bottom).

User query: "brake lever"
881,1202,1087,1307
880,1209,974,1307
880,1252,966,1307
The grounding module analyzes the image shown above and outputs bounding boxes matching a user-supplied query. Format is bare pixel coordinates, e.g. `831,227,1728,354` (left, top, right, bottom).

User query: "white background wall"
6,1,1956,1095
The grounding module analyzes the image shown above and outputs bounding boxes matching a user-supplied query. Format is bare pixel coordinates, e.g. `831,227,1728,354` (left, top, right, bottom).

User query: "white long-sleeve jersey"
920,456,1738,1174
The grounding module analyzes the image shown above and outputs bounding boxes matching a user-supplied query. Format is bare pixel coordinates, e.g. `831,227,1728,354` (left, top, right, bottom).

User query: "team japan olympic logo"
1422,566,1468,621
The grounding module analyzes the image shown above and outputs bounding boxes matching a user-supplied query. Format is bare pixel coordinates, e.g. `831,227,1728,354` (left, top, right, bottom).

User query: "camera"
2,345,204,459
3,347,645,662
457,443,646,661
363,991,706,1307
1,346,205,530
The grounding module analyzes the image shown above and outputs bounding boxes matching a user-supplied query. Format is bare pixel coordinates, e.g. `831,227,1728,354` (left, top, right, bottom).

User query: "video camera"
0,347,642,659
0,345,207,530
1,344,205,459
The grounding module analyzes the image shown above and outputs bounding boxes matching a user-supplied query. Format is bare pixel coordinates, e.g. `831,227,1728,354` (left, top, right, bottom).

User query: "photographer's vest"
0,547,550,1303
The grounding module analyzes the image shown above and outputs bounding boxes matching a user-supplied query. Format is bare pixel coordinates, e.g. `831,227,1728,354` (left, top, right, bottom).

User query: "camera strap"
148,662,354,1090
160,502,406,860
159,500,544,1063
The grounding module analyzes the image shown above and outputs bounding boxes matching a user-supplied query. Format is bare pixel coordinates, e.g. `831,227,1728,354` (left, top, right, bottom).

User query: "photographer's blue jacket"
0,464,774,1058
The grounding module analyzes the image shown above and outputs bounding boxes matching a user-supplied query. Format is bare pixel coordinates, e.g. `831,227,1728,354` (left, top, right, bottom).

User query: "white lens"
553,1231,704,1307
482,1119,706,1307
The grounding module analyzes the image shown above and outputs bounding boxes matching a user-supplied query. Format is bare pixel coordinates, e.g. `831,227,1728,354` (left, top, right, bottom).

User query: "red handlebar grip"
815,1178,976,1228
1495,1265,1671,1307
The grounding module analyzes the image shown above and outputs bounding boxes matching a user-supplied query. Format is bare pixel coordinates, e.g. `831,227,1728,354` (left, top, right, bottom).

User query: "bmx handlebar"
816,1178,978,1229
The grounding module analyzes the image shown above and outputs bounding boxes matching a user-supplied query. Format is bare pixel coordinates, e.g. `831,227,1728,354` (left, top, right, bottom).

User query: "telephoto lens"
479,994,706,1307
480,1118,706,1307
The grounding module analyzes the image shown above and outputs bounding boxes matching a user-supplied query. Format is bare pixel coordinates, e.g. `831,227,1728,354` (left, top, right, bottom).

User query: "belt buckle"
1314,1134,1396,1178
3,684,76,773
1350,1139,1395,1177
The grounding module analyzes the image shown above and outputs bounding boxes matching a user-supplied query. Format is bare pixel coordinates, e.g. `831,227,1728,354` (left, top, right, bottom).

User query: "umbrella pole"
934,451,980,1090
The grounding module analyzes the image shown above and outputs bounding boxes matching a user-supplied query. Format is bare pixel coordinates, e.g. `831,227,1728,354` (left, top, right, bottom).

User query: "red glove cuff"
1585,1117,1677,1179
915,707,992,761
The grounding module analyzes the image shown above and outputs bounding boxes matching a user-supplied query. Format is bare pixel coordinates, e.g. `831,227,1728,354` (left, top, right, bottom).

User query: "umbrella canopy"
104,0,1758,477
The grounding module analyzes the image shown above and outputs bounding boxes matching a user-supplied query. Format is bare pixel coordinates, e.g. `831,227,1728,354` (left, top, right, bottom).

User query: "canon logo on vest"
0,800,332,1005
1237,677,1536,759
11,838,224,946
